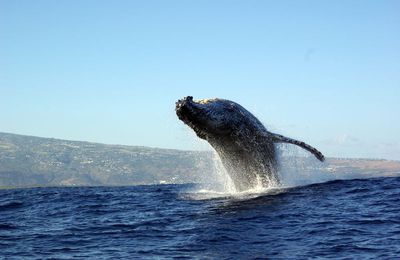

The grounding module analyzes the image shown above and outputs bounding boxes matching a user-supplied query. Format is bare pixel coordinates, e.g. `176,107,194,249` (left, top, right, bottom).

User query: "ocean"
1,176,399,259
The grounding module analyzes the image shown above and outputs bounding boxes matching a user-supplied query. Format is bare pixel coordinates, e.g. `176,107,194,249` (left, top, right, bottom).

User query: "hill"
0,132,213,187
1,132,399,188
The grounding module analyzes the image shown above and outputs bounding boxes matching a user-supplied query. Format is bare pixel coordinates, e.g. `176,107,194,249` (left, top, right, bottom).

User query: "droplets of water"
210,152,237,193
189,142,336,200
187,151,285,200
194,151,237,194
276,143,333,187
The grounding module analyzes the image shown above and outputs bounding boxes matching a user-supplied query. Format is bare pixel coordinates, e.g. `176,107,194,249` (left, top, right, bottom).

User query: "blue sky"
1,1,399,160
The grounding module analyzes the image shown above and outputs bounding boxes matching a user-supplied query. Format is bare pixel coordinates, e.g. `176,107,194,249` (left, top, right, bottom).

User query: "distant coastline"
1,132,399,188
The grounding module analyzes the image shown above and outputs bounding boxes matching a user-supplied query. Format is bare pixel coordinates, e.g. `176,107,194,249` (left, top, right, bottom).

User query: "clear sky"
1,1,399,160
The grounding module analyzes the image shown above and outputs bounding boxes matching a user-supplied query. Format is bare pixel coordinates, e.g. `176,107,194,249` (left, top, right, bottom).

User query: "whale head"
175,96,254,140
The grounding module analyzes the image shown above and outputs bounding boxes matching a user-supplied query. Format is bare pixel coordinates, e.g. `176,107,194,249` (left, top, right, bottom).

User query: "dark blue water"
1,177,399,259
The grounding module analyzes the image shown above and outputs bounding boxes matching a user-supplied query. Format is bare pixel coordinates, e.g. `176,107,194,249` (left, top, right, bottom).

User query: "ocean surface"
1,176,399,259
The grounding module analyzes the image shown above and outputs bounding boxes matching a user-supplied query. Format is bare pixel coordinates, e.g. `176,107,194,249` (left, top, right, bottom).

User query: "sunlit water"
1,176,399,259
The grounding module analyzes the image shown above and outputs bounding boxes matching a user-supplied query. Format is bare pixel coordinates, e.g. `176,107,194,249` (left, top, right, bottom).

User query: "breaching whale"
175,96,325,191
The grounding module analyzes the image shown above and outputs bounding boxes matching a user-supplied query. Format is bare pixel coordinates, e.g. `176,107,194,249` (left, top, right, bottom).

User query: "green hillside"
1,132,399,188
0,132,213,187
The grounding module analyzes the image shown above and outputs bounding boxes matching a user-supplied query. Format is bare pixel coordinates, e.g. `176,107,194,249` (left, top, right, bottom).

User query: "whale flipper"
269,133,325,162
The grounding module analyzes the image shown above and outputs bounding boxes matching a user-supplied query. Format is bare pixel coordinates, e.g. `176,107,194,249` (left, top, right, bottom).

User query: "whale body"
175,96,325,191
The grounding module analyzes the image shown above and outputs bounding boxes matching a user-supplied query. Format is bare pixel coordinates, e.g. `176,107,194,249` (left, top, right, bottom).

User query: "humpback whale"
175,96,325,191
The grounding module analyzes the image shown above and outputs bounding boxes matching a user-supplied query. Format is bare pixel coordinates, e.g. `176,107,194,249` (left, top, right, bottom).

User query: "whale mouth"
175,96,209,139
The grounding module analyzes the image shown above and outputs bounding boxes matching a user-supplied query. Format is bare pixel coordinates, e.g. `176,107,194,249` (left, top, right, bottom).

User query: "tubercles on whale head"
175,96,238,139
175,96,202,125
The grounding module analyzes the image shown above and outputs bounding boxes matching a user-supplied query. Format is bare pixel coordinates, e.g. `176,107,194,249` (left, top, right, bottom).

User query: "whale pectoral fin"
270,133,325,162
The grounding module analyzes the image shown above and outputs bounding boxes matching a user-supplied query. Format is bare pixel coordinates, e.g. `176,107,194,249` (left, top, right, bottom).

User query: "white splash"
187,143,333,200
198,151,237,193
276,143,334,187
184,183,285,201
186,151,286,200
